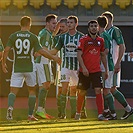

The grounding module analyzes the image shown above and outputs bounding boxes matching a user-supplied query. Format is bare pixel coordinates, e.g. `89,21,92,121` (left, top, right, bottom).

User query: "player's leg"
92,72,107,121
27,86,38,121
103,71,116,120
25,72,38,121
56,70,62,118
80,96,87,119
59,68,70,119
75,72,88,120
60,82,69,119
111,72,133,119
7,73,24,120
69,86,77,118
36,63,54,119
69,70,78,118
57,86,62,118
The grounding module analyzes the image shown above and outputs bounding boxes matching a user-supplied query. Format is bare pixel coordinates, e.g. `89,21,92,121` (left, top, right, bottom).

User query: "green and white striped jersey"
0,38,4,52
6,31,42,73
55,31,84,70
35,28,56,64
106,26,125,64
100,31,114,71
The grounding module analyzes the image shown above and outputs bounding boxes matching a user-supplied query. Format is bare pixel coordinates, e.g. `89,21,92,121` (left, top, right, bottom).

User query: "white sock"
37,107,43,112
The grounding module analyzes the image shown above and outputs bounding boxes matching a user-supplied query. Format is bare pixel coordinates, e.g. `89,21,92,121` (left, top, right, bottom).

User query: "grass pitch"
0,109,133,133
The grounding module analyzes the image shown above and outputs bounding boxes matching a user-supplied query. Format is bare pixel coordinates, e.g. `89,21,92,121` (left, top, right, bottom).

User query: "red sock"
96,93,104,114
77,92,85,113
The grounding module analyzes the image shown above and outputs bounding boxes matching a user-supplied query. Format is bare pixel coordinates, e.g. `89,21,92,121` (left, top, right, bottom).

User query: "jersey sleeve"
54,35,64,51
77,37,84,51
34,35,42,52
104,35,110,49
113,27,125,45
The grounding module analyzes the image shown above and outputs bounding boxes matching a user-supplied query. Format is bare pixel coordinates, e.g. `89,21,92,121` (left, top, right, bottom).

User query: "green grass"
0,109,133,133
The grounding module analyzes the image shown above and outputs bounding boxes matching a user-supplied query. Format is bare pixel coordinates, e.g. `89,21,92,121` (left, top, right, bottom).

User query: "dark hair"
97,16,108,28
102,11,114,21
88,20,98,27
20,16,31,27
67,15,78,23
45,14,57,23
59,18,67,24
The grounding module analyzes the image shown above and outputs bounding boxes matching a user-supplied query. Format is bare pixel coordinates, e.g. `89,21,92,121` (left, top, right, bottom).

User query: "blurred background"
0,0,133,98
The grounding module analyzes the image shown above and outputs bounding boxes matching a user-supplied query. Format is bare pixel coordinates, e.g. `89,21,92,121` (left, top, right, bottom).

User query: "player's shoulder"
29,31,38,38
38,28,47,36
79,34,89,42
112,26,121,32
97,35,104,42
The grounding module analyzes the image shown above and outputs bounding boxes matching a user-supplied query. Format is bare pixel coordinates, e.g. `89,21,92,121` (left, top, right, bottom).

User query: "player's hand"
53,55,61,65
82,67,89,77
114,62,121,73
34,52,41,57
129,52,133,58
2,63,8,73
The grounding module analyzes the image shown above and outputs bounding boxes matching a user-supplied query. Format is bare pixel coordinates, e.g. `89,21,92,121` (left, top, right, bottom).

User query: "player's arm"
49,48,58,55
37,48,61,65
114,44,125,73
113,28,126,73
77,49,89,77
2,46,11,73
101,51,108,80
0,51,3,61
0,38,4,61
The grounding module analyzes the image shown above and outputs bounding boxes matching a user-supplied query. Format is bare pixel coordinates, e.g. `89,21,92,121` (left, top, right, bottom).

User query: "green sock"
113,90,128,108
57,95,61,115
8,93,16,107
42,88,48,108
69,96,76,116
38,88,45,107
104,96,109,110
60,94,67,116
105,93,115,114
28,95,36,115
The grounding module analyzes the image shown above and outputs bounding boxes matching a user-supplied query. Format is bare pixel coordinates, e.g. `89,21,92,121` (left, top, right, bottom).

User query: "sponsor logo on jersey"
88,42,93,44
66,43,77,51
89,48,98,55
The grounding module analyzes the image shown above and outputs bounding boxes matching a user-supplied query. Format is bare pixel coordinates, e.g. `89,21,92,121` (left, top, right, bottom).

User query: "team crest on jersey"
98,41,101,45
66,43,77,51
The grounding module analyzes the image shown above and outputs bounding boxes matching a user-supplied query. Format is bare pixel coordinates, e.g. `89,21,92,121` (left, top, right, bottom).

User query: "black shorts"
77,71,103,90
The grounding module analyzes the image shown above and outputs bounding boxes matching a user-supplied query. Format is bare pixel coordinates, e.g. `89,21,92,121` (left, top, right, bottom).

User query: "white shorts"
60,68,78,86
10,71,36,87
102,71,121,88
36,63,54,86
